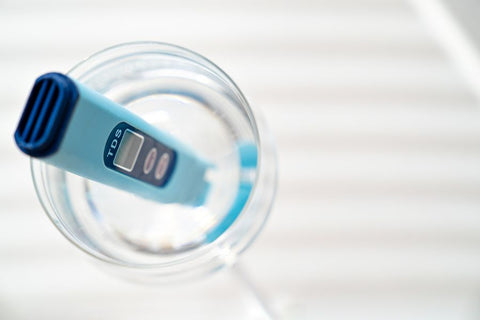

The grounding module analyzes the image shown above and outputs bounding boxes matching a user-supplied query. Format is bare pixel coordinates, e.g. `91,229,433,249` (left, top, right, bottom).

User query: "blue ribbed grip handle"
14,73,79,157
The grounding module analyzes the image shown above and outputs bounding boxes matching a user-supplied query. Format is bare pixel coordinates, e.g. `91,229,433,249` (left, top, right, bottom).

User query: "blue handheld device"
14,72,258,244
14,73,211,206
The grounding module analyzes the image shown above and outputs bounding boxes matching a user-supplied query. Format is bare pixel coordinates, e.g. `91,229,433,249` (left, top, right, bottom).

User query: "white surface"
1,0,480,319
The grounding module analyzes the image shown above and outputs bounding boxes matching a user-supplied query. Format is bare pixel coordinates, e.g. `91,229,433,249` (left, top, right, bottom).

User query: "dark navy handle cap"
14,72,79,157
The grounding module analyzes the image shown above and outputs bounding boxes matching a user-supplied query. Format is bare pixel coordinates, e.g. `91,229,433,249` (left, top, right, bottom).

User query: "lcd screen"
113,129,144,172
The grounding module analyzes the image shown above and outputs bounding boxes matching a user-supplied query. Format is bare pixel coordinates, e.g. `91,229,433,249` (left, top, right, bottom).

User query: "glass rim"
30,41,277,278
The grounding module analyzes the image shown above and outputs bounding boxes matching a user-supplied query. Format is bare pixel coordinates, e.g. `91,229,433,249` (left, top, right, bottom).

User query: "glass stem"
229,261,278,320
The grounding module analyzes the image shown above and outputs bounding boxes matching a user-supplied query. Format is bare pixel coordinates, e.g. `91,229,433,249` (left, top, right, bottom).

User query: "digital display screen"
113,129,144,172
105,122,176,187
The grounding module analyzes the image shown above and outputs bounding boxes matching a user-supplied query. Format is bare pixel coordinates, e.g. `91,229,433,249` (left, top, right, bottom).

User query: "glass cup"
30,42,277,281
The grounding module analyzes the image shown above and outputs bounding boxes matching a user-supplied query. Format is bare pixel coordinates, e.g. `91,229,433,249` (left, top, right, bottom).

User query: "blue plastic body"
15,73,211,206
15,72,259,244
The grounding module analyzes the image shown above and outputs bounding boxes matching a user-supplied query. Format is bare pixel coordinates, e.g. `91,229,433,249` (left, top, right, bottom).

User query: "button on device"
155,153,170,180
143,147,157,174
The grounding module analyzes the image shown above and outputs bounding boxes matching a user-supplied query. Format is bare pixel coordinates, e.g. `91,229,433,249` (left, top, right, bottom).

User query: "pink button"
155,153,170,180
143,148,157,174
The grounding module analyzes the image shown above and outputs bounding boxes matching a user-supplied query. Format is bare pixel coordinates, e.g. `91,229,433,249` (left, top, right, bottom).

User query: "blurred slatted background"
2,0,480,319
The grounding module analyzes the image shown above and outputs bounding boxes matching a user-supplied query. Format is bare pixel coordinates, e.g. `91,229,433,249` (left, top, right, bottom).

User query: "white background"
1,0,480,319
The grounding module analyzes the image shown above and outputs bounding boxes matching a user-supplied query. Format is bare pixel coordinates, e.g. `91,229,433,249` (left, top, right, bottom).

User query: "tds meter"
13,42,277,277
14,72,211,206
